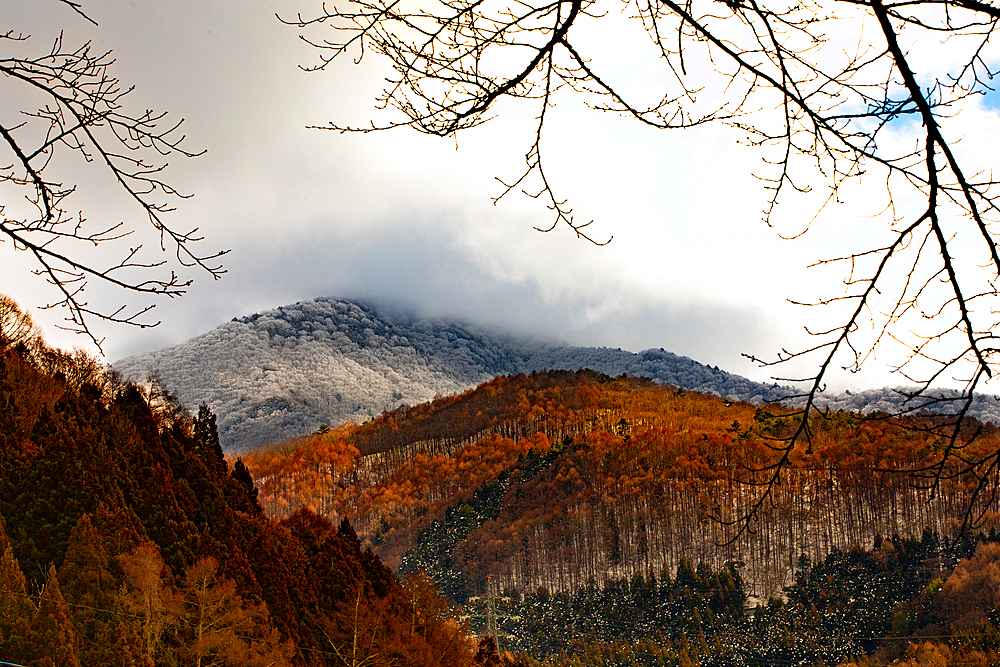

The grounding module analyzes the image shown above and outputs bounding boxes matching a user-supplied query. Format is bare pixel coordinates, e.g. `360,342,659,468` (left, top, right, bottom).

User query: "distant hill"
113,297,792,450
114,296,1000,451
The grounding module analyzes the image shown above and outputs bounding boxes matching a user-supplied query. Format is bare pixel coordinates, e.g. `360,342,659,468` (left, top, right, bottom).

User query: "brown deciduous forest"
245,370,1000,599
0,306,506,667
8,295,1000,665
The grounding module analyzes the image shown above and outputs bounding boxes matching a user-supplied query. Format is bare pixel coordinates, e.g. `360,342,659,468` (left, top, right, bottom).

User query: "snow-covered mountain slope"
114,296,1000,451
113,297,791,450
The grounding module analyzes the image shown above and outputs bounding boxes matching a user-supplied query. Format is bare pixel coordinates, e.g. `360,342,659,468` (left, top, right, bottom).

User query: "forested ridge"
0,326,503,666
5,305,1000,665
116,297,1000,452
113,297,794,451
244,370,1000,664
114,298,1000,452
246,370,1000,600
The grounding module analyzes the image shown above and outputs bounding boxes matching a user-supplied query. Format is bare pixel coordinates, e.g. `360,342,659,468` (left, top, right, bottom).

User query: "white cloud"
3,0,998,396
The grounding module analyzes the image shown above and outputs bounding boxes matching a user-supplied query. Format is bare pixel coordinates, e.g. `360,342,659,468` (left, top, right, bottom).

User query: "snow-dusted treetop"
114,297,1000,451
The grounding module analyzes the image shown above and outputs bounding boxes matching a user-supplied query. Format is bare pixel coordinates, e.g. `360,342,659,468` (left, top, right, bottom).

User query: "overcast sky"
4,0,1000,391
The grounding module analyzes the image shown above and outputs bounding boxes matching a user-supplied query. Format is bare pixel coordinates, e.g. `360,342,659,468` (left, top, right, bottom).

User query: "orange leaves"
577,384,601,411
935,541,1000,630
528,432,551,456
243,433,363,522
245,369,1000,601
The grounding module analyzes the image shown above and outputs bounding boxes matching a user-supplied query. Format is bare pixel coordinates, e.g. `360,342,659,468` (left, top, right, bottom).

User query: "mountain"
7,296,999,667
114,296,1000,451
113,297,791,451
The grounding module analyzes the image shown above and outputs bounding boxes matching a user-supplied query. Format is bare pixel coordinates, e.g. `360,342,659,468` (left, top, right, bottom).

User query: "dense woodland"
0,303,508,667
114,298,1000,452
113,297,798,451
245,371,1000,599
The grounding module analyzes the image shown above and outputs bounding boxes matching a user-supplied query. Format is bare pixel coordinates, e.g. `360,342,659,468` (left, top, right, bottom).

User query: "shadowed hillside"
0,318,487,667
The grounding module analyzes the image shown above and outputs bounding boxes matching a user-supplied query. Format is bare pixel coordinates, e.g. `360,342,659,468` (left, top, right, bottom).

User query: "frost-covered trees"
116,297,1000,451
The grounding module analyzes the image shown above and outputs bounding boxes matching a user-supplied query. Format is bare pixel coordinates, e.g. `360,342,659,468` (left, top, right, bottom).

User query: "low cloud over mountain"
114,296,1000,451
114,298,790,450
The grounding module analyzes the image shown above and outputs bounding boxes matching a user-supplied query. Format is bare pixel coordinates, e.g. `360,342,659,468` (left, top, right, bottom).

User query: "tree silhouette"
0,293,41,352
286,0,1000,535
28,564,79,667
0,517,33,664
194,403,225,476
1,1,225,350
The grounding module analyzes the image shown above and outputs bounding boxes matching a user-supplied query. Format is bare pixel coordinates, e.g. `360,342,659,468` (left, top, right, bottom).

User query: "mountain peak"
114,296,792,450
115,296,1000,450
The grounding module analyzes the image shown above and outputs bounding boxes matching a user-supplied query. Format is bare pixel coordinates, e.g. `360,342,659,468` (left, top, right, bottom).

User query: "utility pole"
468,574,511,654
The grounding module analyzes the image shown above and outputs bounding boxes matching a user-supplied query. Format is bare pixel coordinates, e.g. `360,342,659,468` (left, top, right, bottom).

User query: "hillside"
0,329,487,667
115,296,1000,452
243,370,1000,603
7,298,1000,666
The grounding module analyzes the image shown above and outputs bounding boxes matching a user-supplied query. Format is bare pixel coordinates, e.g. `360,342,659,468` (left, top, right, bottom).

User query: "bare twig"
287,0,1000,537
1,2,226,351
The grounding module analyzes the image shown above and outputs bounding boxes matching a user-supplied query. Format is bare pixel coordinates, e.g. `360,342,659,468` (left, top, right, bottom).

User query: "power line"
0,586,341,661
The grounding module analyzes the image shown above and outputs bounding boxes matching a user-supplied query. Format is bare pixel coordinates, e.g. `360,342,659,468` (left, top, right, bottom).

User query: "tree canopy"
0,318,482,666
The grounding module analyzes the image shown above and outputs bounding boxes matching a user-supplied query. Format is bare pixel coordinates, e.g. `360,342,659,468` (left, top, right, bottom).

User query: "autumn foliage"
0,297,484,667
245,371,1000,599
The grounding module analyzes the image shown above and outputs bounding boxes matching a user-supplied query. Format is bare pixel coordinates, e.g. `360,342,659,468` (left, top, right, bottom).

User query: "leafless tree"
285,0,1000,535
1,0,225,351
0,292,41,349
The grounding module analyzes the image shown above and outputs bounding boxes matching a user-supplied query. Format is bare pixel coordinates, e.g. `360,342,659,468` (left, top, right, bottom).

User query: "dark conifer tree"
0,517,33,664
58,514,125,667
474,636,502,667
193,403,225,475
28,564,79,667
338,517,362,553
231,458,261,509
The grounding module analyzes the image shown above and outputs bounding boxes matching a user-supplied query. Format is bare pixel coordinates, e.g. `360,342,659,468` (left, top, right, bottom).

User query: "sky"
4,0,1000,392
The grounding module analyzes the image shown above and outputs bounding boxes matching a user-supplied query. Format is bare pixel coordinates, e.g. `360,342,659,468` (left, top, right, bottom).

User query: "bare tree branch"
287,0,1000,537
1,2,227,351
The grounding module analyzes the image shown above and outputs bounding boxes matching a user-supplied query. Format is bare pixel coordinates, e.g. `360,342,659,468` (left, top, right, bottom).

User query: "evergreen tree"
58,514,124,667
0,517,33,663
194,403,225,476
338,517,362,553
474,636,501,667
231,458,259,506
28,564,79,667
